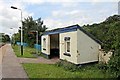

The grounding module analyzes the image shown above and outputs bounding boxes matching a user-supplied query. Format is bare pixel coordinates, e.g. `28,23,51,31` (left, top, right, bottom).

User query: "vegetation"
56,60,80,72
107,48,120,78
83,15,120,78
12,16,47,47
12,33,20,44
83,15,120,51
0,33,10,43
23,63,110,79
21,15,120,78
12,45,37,58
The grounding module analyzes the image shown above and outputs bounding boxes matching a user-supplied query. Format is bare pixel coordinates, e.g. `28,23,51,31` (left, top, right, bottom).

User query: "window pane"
67,42,70,52
43,38,46,49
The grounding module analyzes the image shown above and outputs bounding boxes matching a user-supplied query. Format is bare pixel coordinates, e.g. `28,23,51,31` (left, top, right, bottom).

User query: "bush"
96,63,108,75
97,63,108,70
107,48,120,78
55,60,80,72
96,48,120,78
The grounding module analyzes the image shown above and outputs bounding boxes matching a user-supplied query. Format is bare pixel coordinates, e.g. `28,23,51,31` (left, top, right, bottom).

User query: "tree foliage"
83,15,120,78
83,15,120,51
12,16,47,47
107,48,120,78
0,33,10,43
12,33,20,44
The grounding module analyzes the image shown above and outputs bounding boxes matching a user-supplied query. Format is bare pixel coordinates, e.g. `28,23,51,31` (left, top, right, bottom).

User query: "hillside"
83,15,120,51
83,15,120,78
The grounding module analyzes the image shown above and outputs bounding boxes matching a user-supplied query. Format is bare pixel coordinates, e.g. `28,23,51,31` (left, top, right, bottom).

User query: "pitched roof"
43,25,78,35
42,24,101,44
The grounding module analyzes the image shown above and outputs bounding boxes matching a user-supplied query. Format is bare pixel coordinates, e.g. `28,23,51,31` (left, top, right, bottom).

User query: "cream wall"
60,31,78,64
41,28,101,64
77,29,101,64
41,35,50,55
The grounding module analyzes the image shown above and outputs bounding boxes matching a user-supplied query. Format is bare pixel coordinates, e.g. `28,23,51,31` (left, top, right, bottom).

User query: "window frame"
43,38,46,50
64,37,71,56
66,40,70,53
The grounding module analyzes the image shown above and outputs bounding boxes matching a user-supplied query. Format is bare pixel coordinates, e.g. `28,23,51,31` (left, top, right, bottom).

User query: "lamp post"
11,6,23,55
34,20,39,54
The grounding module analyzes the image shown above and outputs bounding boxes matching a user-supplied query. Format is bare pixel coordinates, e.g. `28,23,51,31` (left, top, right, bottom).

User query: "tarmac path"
2,44,28,79
1,44,59,79
0,44,6,80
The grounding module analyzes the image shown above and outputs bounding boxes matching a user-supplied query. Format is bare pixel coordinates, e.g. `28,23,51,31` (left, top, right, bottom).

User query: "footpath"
2,44,28,79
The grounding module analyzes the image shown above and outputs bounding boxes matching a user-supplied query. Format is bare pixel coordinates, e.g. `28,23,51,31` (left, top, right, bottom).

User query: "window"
66,41,70,52
43,38,46,50
63,37,71,56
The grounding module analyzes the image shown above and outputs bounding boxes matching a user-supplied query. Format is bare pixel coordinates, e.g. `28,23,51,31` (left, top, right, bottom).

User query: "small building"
41,24,101,64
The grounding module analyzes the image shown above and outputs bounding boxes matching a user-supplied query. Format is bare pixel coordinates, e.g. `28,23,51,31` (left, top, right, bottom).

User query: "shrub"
96,63,108,75
30,51,36,54
55,60,80,72
97,63,108,70
107,48,120,78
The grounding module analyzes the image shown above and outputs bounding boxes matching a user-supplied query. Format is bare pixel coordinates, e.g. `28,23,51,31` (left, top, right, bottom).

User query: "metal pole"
37,31,38,53
36,31,38,54
11,6,23,55
20,9,23,55
35,21,39,54
37,31,38,47
36,31,37,54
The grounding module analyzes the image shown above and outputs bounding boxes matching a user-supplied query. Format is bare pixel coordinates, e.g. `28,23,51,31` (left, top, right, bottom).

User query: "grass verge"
12,45,37,58
22,63,111,79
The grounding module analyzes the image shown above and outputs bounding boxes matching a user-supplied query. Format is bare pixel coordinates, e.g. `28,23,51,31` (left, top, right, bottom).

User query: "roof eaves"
43,24,78,35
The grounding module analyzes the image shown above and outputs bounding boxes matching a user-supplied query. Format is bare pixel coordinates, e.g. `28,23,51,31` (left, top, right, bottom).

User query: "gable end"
76,24,102,45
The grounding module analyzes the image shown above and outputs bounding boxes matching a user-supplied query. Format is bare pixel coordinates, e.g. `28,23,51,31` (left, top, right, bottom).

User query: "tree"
0,33,10,43
107,48,120,78
36,18,47,32
12,33,20,44
22,16,47,47
83,15,120,51
34,18,47,44
4,34,10,42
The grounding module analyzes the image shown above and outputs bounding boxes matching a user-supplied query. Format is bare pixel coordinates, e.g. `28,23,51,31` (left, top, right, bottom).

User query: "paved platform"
2,44,28,79
0,44,7,80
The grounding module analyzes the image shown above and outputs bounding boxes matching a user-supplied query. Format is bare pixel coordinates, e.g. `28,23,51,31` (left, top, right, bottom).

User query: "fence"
34,44,41,50
16,42,41,50
16,42,28,47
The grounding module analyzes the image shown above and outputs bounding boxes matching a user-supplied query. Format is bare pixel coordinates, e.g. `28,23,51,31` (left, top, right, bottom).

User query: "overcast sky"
0,0,119,36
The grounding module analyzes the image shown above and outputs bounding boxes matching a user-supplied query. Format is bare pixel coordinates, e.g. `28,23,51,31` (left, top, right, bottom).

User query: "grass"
22,63,111,79
12,45,38,58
